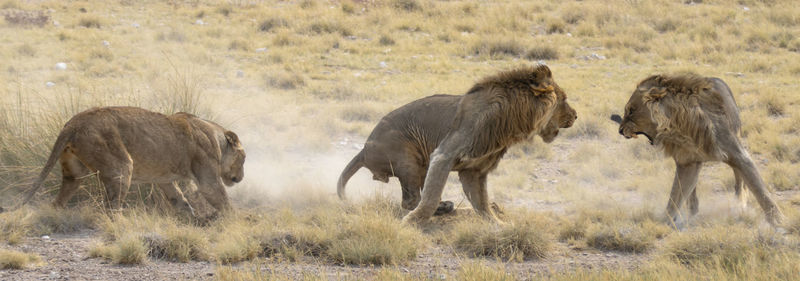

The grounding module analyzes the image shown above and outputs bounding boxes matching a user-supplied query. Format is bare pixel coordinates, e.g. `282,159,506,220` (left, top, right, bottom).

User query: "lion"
399,65,577,224
611,74,783,228
20,106,246,217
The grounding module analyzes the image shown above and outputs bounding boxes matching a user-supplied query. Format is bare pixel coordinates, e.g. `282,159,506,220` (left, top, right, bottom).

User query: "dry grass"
451,213,552,261
2,0,800,279
0,248,41,269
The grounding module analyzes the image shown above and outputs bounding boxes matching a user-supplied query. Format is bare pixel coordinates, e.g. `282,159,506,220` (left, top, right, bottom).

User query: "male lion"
611,74,783,228
21,106,246,217
399,65,577,224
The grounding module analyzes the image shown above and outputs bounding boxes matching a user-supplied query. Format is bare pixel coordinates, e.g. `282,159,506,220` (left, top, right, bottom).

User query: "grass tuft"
0,249,41,269
111,235,148,265
452,215,551,261
525,46,559,61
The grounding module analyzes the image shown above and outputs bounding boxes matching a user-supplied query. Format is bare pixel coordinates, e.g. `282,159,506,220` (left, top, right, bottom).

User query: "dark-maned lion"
21,106,246,217
399,65,577,224
611,74,783,228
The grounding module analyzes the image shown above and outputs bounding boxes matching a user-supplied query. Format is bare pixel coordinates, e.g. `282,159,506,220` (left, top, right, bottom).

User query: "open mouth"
635,132,654,145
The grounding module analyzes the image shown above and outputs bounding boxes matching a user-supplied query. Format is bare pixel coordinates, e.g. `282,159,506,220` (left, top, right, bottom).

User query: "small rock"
45,82,55,87
236,70,244,78
743,6,750,11
102,40,110,47
195,19,204,25
41,235,50,240
255,47,267,52
379,61,387,68
566,32,573,37
53,20,60,26
401,268,409,273
55,62,67,70
131,23,140,28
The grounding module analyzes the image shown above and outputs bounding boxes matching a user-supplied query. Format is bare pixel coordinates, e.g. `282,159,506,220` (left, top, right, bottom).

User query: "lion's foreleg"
665,161,701,229
459,170,503,224
402,148,456,224
727,154,783,226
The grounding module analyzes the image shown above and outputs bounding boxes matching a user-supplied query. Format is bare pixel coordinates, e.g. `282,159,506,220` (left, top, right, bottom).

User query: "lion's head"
612,74,720,157
540,85,577,143
221,131,245,186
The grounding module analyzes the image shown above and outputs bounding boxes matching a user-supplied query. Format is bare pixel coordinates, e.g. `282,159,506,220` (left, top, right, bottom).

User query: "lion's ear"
225,131,242,148
644,87,667,102
531,84,555,96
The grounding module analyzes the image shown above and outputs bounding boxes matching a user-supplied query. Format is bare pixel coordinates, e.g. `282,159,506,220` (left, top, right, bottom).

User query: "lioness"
401,65,577,224
611,74,783,228
22,106,246,216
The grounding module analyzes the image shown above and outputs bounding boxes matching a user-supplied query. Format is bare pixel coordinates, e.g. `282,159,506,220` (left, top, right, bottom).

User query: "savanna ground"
2,0,800,280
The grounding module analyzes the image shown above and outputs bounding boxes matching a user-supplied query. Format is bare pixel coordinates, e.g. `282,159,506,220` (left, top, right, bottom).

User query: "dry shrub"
112,235,148,264
546,18,566,34
379,34,396,46
0,249,41,269
0,208,28,245
78,16,102,28
2,9,49,27
525,46,559,61
470,39,525,59
228,39,250,51
585,223,655,253
29,206,96,235
308,21,351,36
258,18,288,32
452,215,552,262
662,225,792,271
144,227,210,262
457,261,518,281
767,162,799,191
391,0,421,12
265,72,306,90
327,214,424,265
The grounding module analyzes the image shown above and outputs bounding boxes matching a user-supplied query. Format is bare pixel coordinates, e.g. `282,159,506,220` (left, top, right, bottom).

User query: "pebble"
255,47,267,52
236,70,244,78
102,40,110,47
195,19,205,25
53,20,60,26
42,235,51,240
55,62,67,70
132,23,140,28
379,61,387,68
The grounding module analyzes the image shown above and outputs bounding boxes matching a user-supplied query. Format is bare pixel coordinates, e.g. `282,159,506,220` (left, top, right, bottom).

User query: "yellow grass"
1,0,799,279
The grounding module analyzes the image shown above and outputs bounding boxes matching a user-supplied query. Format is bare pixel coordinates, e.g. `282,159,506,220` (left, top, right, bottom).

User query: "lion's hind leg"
726,153,783,226
731,168,747,209
53,147,92,208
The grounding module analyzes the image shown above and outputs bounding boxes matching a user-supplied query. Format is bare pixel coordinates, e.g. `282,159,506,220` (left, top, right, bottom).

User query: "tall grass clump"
0,249,41,269
451,213,552,261
111,235,148,264
661,225,793,271
327,213,424,265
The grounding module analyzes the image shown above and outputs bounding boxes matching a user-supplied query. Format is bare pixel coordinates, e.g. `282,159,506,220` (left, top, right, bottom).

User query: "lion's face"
221,131,246,187
616,88,658,145
540,86,577,143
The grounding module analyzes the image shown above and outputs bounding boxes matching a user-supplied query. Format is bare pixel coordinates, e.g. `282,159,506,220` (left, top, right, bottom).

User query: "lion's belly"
130,162,189,184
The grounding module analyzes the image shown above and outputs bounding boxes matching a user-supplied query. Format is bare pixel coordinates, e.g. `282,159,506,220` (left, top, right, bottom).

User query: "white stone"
132,23,140,28
45,82,55,87
255,47,267,52
102,40,110,47
379,61,387,68
195,19,205,25
41,235,50,240
55,62,67,70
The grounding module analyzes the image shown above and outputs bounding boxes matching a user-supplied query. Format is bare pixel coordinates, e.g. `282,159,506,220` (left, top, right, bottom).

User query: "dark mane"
638,73,712,96
467,64,552,94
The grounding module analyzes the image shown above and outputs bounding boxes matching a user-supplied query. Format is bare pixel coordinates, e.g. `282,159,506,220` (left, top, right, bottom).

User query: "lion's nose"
618,127,624,136
232,176,241,182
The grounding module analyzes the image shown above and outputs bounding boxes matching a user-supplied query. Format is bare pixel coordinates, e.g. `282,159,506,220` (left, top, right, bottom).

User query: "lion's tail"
17,130,71,209
337,150,365,201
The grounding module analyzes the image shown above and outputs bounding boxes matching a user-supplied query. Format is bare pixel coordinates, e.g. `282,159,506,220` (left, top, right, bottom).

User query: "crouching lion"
611,74,783,228
21,106,246,218
397,65,577,224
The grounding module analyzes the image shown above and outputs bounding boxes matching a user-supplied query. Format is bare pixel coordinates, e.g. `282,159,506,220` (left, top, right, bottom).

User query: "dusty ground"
6,142,791,281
